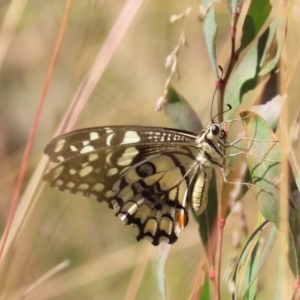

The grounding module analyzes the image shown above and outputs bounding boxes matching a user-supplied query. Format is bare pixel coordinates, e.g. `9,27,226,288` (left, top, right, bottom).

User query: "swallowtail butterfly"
43,119,228,246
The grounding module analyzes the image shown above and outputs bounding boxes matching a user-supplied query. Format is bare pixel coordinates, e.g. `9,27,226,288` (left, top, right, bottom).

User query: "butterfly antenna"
212,104,232,121
210,66,224,122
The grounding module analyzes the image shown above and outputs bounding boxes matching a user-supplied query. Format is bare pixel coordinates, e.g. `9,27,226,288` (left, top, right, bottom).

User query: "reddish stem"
213,217,225,300
0,0,74,261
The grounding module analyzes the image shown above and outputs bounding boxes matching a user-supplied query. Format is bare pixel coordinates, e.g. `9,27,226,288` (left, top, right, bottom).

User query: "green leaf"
164,86,203,132
241,112,300,278
199,276,211,300
225,18,282,120
237,0,272,55
202,0,218,77
287,191,300,277
233,222,278,300
240,111,280,224
221,96,282,219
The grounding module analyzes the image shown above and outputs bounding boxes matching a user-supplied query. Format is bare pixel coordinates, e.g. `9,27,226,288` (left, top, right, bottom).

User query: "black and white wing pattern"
43,124,225,245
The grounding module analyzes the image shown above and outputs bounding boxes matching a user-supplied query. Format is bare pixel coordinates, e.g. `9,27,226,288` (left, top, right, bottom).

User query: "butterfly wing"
44,126,197,163
43,126,202,245
107,147,203,245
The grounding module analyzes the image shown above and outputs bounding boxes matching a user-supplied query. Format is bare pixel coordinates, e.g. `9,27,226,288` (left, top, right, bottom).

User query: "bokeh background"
0,0,299,299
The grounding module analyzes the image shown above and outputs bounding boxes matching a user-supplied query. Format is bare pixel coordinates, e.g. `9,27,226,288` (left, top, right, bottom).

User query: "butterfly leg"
220,167,273,195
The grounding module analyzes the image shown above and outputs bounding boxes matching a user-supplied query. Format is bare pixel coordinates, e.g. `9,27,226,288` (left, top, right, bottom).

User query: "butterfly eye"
211,124,220,135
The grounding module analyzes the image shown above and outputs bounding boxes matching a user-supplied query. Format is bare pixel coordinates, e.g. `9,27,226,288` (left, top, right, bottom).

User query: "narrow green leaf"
240,111,280,224
233,221,265,299
225,18,282,120
199,276,211,300
241,239,262,300
237,0,272,55
164,86,203,132
244,225,278,299
233,222,278,300
287,191,300,277
202,0,218,77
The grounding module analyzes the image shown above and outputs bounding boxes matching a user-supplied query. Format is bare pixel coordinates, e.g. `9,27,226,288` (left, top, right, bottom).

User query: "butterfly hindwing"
108,147,201,245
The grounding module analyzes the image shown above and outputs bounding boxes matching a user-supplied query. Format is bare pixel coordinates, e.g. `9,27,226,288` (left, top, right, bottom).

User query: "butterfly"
43,117,229,246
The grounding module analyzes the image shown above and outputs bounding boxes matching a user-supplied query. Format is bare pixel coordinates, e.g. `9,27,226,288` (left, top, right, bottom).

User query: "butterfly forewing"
44,126,197,163
43,124,226,245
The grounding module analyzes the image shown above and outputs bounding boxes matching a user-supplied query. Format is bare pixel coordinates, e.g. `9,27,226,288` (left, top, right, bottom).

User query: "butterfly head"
207,102,232,144
206,121,227,143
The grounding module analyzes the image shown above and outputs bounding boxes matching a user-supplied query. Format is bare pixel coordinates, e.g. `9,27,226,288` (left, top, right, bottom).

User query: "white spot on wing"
106,152,113,164
107,168,118,177
112,180,121,192
117,147,139,166
52,165,64,179
80,145,94,154
66,182,75,189
78,183,89,190
54,139,66,153
70,145,78,152
105,127,113,134
92,183,104,192
69,168,77,175
106,133,114,146
55,179,63,186
79,166,93,177
90,132,99,141
120,131,140,145
89,153,99,161
105,190,113,198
